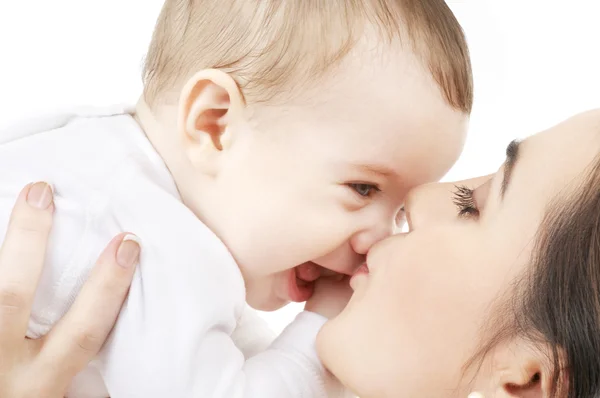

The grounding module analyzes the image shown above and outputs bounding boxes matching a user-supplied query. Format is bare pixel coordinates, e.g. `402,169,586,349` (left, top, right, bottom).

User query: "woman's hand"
0,182,139,398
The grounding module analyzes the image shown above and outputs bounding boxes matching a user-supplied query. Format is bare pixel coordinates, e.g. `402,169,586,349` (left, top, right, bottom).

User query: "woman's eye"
452,185,480,219
349,183,380,198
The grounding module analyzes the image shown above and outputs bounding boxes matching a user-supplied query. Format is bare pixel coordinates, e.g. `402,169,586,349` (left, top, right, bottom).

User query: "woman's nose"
404,175,491,230
403,182,457,230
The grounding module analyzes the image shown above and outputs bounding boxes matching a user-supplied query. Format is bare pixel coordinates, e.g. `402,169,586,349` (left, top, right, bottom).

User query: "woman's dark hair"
525,152,600,397
470,153,600,397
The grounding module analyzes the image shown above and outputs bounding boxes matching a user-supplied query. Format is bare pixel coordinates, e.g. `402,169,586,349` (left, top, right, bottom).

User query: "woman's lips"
349,263,369,290
354,263,369,275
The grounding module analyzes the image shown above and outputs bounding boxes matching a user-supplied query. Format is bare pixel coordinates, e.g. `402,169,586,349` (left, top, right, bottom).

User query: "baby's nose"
351,220,395,255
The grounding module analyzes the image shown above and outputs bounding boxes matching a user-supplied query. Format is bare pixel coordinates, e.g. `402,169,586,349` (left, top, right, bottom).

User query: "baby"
0,0,472,397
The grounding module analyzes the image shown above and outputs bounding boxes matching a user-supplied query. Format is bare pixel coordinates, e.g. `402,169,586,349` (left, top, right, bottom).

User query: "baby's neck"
133,97,207,213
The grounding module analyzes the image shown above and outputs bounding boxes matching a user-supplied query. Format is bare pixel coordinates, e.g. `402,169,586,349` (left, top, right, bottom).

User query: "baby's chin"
245,284,290,311
244,268,301,311
245,262,327,310
249,297,290,312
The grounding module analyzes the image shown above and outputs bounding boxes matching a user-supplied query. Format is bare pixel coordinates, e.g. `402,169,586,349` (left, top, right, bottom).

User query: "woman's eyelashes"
452,185,480,218
348,183,381,198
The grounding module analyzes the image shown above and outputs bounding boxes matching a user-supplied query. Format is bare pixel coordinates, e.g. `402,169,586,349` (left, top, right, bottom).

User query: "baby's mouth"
285,262,322,303
295,261,322,283
289,262,348,302
295,261,347,284
284,262,315,302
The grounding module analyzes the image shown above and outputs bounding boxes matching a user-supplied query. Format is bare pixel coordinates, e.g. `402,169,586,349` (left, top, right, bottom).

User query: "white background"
0,1,598,332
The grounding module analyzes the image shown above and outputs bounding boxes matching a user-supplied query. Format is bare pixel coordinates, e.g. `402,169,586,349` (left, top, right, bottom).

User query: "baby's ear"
490,339,565,398
177,69,245,170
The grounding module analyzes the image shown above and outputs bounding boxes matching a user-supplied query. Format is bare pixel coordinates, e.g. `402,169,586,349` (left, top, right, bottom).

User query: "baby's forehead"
314,110,466,182
323,138,458,187
256,90,466,186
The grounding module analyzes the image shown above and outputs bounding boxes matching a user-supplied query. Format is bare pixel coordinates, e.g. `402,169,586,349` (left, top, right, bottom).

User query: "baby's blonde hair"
143,0,473,113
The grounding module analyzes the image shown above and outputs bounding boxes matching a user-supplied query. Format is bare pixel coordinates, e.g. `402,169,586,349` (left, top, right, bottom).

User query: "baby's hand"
304,275,353,319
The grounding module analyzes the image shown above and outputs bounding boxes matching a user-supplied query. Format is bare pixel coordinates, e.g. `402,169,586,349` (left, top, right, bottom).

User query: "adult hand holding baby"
0,183,139,397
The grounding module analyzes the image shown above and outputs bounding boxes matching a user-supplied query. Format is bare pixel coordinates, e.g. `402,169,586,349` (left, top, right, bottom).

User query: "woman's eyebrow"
501,139,521,199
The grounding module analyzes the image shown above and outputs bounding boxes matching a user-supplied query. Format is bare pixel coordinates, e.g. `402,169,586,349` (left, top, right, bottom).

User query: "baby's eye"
349,183,380,198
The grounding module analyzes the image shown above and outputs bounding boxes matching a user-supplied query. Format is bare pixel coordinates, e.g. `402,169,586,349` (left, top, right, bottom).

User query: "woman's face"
317,110,600,397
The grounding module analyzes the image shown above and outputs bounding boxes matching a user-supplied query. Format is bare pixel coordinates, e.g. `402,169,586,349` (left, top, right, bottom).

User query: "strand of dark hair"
522,153,600,397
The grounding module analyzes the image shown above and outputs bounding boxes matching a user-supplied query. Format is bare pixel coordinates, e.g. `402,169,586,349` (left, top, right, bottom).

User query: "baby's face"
201,46,468,310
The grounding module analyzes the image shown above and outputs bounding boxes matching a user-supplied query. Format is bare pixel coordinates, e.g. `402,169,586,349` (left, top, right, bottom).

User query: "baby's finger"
0,182,54,347
39,233,139,382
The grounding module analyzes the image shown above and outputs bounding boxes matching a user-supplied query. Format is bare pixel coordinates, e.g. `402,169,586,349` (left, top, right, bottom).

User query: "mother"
318,109,600,397
2,109,600,397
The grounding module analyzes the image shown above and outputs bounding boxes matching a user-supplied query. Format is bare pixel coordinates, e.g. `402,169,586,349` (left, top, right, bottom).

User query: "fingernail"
117,234,141,268
27,182,53,210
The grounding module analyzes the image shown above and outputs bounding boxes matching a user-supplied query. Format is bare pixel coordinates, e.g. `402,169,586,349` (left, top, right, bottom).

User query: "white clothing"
0,107,347,398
